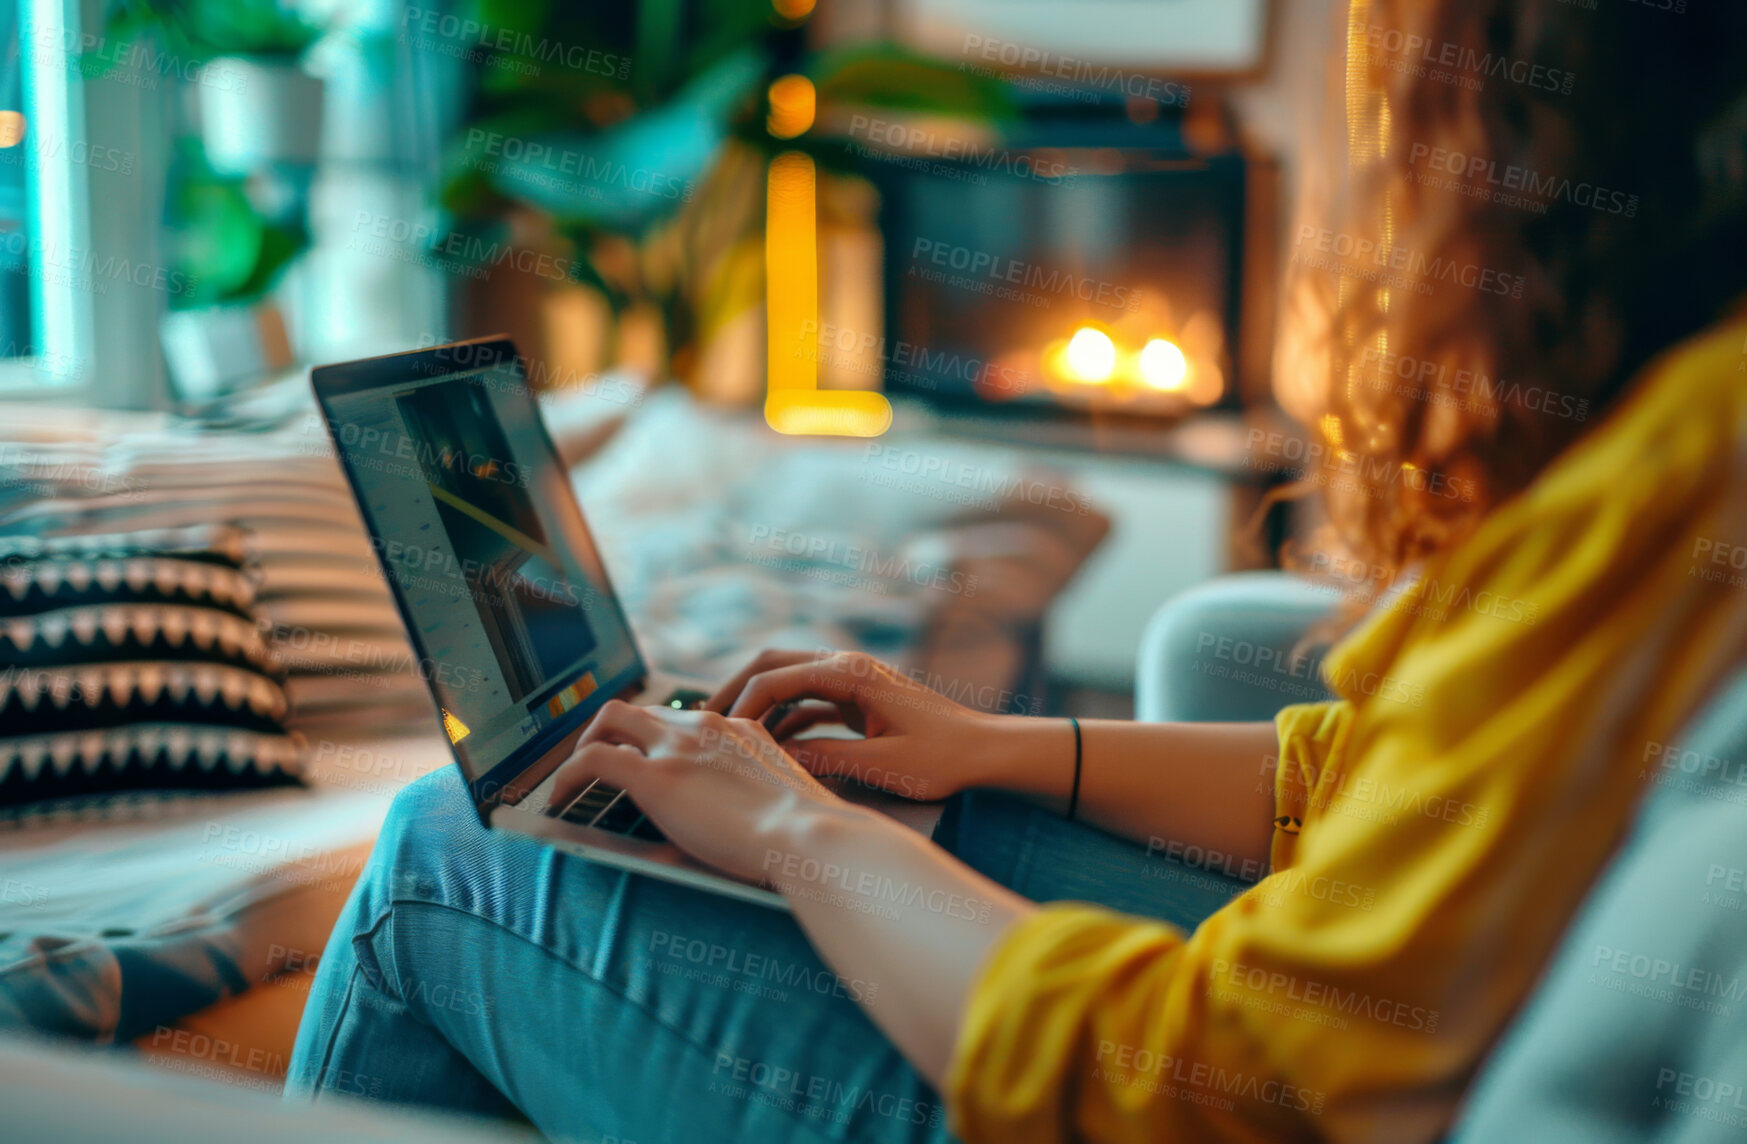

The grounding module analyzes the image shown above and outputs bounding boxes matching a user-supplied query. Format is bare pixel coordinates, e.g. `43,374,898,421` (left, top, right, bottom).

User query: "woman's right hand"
706,649,1056,802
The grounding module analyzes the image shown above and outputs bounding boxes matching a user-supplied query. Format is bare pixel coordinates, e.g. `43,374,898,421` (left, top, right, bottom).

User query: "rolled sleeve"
1270,700,1355,872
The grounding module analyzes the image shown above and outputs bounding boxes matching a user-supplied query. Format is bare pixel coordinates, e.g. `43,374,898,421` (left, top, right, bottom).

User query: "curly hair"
1275,0,1747,595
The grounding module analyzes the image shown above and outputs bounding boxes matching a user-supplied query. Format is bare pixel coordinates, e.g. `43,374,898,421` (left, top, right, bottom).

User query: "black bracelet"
1066,716,1083,820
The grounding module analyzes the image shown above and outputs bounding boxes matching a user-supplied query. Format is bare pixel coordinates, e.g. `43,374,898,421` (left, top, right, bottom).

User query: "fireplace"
871,139,1253,418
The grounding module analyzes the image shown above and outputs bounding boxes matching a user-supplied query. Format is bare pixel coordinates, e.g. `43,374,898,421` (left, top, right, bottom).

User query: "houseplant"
88,2,329,402
430,1,1015,396
94,0,328,177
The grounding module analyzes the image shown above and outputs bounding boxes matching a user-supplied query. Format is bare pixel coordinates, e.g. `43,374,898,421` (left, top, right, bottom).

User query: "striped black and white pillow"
0,525,304,805
0,424,438,740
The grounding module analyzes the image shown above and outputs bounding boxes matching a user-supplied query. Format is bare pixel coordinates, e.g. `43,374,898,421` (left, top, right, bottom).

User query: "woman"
288,1,1747,1140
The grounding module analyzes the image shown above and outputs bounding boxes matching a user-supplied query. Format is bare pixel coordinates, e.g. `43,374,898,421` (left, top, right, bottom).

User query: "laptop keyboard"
542,688,712,842
554,780,668,841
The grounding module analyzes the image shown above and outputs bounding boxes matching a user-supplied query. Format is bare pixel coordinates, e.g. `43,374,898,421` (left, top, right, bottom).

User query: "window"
0,0,32,368
4,0,87,392
1,0,163,405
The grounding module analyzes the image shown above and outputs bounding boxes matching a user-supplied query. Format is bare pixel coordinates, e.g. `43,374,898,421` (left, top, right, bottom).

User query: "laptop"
312,337,850,910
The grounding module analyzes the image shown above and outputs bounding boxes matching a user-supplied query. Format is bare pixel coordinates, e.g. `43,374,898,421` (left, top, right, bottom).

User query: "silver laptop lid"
310,337,647,818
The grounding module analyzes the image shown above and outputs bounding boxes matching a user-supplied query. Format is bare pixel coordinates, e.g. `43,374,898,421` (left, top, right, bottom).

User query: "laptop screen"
314,342,644,809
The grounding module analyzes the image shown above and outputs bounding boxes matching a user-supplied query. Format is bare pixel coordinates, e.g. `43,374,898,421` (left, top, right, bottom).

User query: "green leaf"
442,49,765,233
164,138,308,307
169,179,264,306
100,0,324,66
476,0,555,33
808,43,1018,120
230,218,307,301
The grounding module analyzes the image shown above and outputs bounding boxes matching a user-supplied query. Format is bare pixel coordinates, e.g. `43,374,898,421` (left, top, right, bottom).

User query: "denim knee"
360,769,468,899
339,770,510,996
361,765,557,932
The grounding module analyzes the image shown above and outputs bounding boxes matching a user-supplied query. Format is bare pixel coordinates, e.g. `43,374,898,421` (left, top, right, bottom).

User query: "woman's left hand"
546,699,871,885
552,705,1032,1093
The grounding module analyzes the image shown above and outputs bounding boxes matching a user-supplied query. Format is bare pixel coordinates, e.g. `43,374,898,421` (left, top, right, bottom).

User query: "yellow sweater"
946,316,1747,1143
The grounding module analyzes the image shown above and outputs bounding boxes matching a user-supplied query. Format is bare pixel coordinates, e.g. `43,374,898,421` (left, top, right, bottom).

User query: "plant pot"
198,56,325,177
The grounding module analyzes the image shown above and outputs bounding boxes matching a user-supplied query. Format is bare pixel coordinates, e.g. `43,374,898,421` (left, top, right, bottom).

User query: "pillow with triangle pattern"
0,525,305,806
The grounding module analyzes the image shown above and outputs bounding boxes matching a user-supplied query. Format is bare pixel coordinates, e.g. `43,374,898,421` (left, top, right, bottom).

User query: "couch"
0,383,1108,1083
7,564,1743,1140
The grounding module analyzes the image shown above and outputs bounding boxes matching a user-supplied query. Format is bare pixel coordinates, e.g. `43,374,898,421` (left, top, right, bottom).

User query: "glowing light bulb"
1064,327,1116,383
1138,338,1188,391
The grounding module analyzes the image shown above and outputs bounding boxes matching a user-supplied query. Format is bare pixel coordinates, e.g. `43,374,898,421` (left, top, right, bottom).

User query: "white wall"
1045,459,1231,690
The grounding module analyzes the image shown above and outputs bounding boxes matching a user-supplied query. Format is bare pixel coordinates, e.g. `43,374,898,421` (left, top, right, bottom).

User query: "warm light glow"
1138,338,1188,391
772,0,816,17
764,150,891,437
441,708,470,744
765,390,893,437
1063,327,1116,383
767,75,816,139
767,150,817,396
0,112,24,148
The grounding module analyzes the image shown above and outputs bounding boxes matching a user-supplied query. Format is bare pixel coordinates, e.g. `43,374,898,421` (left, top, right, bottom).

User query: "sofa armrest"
0,1033,537,1143
1134,571,1335,724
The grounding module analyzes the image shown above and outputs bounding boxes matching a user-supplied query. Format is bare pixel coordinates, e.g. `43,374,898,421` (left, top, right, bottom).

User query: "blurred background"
0,0,1355,1082
0,0,1342,703
0,0,1341,408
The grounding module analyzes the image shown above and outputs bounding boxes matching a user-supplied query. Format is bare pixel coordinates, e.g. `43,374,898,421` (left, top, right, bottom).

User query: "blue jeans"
284,769,1250,1143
